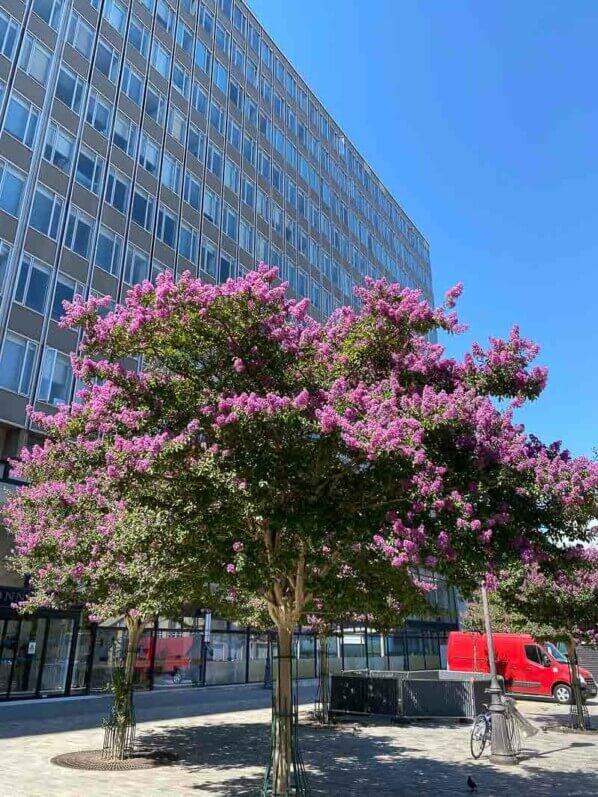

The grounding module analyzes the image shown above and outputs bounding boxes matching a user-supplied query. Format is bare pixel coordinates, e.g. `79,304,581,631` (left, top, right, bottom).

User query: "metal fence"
330,670,494,720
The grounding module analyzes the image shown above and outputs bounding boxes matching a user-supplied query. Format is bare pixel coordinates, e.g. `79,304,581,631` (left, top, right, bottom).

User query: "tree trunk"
272,623,294,795
315,632,330,724
567,640,587,731
107,616,144,760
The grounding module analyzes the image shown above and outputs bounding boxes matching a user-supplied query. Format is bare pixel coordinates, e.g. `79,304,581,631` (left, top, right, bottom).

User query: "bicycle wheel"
471,714,489,759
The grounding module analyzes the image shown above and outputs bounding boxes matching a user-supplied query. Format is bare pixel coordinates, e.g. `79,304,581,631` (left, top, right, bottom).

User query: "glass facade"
0,605,455,700
0,0,431,433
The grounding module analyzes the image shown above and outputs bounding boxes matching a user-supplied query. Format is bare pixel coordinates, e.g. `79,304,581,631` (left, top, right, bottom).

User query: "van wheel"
172,669,183,685
553,684,572,704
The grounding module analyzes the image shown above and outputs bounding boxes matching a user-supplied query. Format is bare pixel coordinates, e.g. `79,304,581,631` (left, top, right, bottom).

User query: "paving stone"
0,689,596,796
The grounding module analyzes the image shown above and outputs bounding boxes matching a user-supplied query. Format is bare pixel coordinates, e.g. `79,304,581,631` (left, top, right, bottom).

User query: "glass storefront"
0,606,456,701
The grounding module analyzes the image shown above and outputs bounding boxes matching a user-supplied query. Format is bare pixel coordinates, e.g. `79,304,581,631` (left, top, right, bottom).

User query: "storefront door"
0,619,20,699
8,618,47,698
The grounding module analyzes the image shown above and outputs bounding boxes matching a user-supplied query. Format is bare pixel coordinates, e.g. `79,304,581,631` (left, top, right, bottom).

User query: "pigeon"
467,776,478,792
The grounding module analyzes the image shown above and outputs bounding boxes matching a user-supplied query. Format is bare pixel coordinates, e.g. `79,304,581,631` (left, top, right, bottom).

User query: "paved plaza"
0,685,596,796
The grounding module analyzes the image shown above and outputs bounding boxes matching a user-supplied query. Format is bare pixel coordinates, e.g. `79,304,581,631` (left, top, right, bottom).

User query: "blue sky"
247,0,598,457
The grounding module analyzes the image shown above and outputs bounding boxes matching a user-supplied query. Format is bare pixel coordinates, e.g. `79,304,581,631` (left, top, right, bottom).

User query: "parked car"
447,631,597,704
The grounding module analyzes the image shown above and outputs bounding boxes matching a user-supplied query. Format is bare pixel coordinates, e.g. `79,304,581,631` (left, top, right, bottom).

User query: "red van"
447,631,597,704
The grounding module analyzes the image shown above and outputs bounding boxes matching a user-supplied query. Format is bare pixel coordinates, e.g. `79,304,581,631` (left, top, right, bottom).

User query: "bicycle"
470,698,521,759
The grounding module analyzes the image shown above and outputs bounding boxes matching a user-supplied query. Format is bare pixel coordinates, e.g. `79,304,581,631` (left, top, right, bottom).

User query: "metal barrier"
330,670,494,720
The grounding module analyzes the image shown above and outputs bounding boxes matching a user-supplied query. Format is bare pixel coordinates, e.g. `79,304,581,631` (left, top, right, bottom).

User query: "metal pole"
481,585,518,765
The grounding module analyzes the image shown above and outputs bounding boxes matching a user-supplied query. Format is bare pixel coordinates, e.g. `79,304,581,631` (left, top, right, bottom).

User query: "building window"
30,187,63,239
224,159,239,193
51,273,80,321
67,12,94,58
183,172,201,210
103,0,126,35
138,134,160,175
273,126,284,155
0,240,10,297
161,154,181,193
124,246,149,284
56,67,85,114
213,60,228,94
14,256,51,314
75,146,103,194
239,219,254,254
145,84,166,125
178,222,198,262
86,91,111,136
3,95,39,148
258,149,271,181
256,232,268,263
0,11,19,59
214,24,230,57
260,40,272,70
38,348,72,405
242,176,255,208
243,134,256,166
156,205,177,248
231,41,244,73
222,204,237,241
199,5,213,35
95,226,122,276
188,124,205,161
140,0,154,13
245,58,258,88
260,77,272,106
272,163,283,194
209,100,225,135
218,0,232,19
19,35,51,84
206,142,223,178
258,112,271,141
176,20,193,54
271,202,283,234
168,107,186,145
122,63,144,105
156,0,175,33
151,40,171,79
244,97,257,128
194,39,211,74
191,82,207,115
32,0,63,28
200,238,217,277
233,4,246,35
172,63,190,98
202,187,220,226
0,333,37,395
227,119,241,152
96,38,120,82
113,113,137,157
229,79,243,111
105,169,130,214
65,207,95,259
128,16,149,57
43,124,75,173
132,187,155,230
257,189,270,222
248,23,259,52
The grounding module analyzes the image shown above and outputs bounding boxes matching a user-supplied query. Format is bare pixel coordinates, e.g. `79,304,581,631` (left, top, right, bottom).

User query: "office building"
0,0,444,701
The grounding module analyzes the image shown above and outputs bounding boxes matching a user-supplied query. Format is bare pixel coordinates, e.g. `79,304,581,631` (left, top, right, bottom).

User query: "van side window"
525,645,540,663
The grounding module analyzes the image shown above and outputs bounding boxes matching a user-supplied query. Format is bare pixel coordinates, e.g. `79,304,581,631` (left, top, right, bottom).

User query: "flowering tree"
464,548,598,728
4,491,214,757
5,267,598,792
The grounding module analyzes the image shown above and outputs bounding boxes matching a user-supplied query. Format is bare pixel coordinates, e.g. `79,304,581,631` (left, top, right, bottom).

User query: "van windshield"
545,642,568,663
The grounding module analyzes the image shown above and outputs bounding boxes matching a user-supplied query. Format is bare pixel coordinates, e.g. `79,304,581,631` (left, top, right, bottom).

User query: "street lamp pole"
481,585,518,765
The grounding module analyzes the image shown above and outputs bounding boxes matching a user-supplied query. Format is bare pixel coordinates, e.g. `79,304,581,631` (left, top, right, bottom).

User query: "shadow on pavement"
139,719,598,796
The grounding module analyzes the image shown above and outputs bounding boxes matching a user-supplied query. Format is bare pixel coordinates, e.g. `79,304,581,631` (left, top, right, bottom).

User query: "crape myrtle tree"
464,546,598,729
5,266,598,792
3,487,216,758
